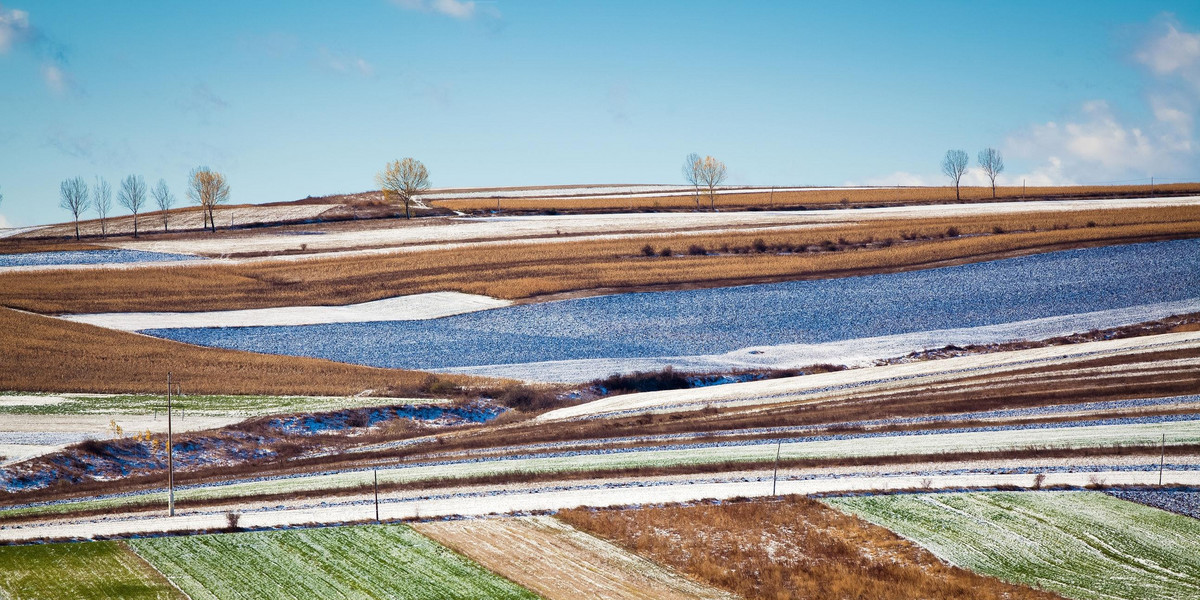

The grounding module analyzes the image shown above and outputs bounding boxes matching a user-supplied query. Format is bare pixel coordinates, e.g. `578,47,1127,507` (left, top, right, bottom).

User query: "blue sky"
2,1,1199,227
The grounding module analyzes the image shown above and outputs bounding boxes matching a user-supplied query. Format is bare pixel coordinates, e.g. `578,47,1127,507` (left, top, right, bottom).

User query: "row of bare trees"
941,148,1005,200
57,167,227,240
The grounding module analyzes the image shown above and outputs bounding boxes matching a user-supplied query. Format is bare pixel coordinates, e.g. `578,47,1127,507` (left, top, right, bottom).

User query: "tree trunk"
992,180,996,199
133,214,138,238
74,219,80,241
404,197,411,219
955,182,961,201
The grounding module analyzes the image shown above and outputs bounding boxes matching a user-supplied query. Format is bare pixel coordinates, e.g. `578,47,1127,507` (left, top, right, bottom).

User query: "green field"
0,540,183,599
128,524,540,600
826,491,1200,600
0,391,433,416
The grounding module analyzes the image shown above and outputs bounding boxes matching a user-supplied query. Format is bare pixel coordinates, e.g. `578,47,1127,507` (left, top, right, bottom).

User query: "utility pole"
1160,433,1166,486
771,440,782,496
374,469,380,523
167,372,175,517
769,186,775,208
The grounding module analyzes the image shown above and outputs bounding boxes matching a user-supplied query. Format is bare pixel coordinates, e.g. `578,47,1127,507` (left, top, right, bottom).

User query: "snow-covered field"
139,239,1200,379
0,413,239,466
451,298,1200,382
0,249,203,270
62,292,512,330
828,492,1200,600
105,196,1200,258
540,331,1200,420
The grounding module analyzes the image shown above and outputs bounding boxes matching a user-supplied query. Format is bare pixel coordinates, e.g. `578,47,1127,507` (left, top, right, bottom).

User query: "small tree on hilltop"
977,147,1004,199
941,149,969,201
682,152,702,210
94,177,112,236
376,158,430,219
119,174,147,237
187,167,230,232
59,177,90,240
152,179,176,232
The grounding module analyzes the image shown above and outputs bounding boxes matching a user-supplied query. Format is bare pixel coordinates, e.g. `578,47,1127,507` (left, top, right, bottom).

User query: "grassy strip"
2,205,1196,314
434,183,1200,211
0,307,491,396
0,540,184,599
0,391,432,416
129,524,539,600
558,495,1062,600
6,442,1196,523
827,491,1200,600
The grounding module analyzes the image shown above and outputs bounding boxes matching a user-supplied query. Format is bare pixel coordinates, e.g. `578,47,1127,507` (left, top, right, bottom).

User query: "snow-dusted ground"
61,292,512,331
446,298,1200,382
4,467,1197,543
105,196,1200,258
0,414,239,466
537,331,1200,421
24,204,336,239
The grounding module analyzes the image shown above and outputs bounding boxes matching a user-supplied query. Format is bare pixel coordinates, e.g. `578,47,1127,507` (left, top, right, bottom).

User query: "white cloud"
315,46,374,77
1136,19,1200,91
392,0,494,20
41,63,67,93
0,5,30,53
850,171,935,187
1000,17,1200,184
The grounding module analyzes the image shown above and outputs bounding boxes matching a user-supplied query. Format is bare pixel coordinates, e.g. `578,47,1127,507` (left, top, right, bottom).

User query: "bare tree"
59,177,90,240
694,155,728,210
941,149,970,201
94,177,112,236
682,152,702,210
187,167,230,232
375,158,430,219
977,148,1004,199
152,179,176,232
118,175,147,237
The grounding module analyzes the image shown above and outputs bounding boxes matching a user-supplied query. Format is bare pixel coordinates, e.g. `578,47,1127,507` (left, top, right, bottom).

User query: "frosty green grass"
826,491,1200,600
129,524,539,600
0,540,182,600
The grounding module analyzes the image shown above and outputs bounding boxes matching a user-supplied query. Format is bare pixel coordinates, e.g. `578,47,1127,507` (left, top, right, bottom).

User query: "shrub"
641,244,655,257
226,511,241,531
946,226,960,237
687,244,707,256
595,366,691,394
658,247,673,257
1086,220,1096,228
751,238,768,253
992,225,1005,234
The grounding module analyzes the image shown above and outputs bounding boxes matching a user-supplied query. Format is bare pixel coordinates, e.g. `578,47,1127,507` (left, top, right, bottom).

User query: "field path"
414,516,736,600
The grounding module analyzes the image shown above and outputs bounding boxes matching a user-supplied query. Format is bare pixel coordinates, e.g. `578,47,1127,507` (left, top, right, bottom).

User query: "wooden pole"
1160,433,1166,486
167,372,174,517
374,469,380,523
771,440,782,496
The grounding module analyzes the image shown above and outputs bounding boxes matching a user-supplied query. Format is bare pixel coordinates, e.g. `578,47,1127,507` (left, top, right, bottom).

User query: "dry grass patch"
2,206,1197,315
558,495,1063,600
414,516,734,600
0,307,485,396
